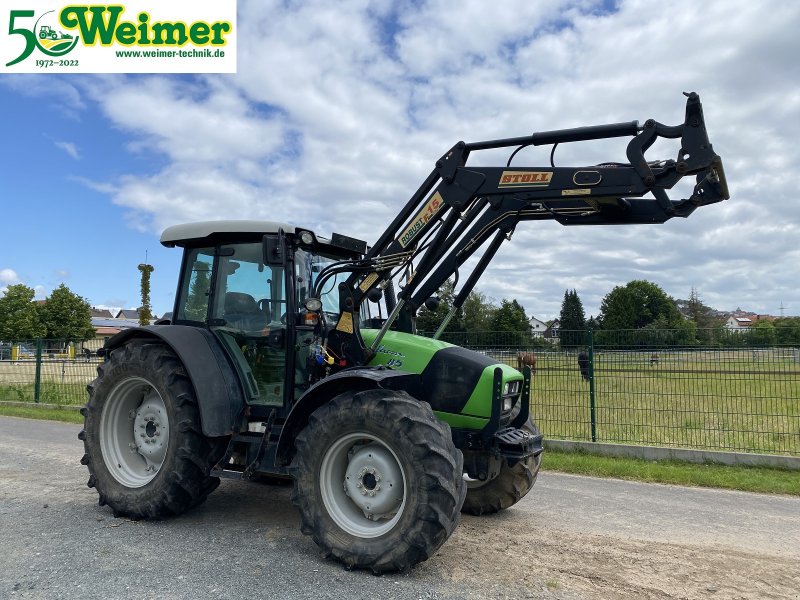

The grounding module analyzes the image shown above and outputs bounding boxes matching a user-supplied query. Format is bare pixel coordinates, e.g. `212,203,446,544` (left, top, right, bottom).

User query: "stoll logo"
1,1,237,73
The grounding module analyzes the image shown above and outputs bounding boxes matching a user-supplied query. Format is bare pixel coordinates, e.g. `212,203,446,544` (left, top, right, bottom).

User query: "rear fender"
102,326,246,437
274,368,422,466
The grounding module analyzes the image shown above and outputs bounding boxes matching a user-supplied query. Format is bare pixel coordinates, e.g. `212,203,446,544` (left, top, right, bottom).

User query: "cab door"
208,242,289,407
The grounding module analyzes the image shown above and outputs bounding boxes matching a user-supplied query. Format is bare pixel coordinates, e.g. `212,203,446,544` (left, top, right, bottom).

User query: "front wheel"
461,418,542,516
289,389,466,573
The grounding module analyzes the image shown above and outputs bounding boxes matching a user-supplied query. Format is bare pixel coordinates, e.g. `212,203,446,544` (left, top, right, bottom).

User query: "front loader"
79,92,728,572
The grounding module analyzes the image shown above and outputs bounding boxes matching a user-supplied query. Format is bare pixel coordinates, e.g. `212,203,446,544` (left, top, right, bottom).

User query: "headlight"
502,396,513,412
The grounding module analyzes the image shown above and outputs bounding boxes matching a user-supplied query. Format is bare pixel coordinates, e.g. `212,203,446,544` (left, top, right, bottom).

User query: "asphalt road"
1,416,798,600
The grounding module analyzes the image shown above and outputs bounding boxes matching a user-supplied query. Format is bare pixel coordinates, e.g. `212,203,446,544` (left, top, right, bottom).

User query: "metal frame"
321,92,728,367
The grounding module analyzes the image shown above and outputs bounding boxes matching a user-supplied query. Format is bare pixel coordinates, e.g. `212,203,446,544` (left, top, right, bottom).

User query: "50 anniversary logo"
2,1,237,73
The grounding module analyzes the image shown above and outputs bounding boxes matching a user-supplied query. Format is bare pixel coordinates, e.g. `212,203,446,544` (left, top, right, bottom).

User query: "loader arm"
320,92,728,367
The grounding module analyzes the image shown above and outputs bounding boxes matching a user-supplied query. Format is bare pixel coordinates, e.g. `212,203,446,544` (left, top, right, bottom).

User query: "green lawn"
541,447,800,496
524,350,800,456
0,404,83,424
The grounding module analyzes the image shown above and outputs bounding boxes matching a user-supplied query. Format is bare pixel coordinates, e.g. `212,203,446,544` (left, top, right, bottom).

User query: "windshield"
295,248,371,323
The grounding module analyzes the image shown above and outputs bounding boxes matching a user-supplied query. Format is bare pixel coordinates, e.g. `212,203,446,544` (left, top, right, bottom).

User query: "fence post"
588,329,596,442
34,338,43,404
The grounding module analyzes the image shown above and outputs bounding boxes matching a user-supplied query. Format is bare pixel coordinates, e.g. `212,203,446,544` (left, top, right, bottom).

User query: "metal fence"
431,329,800,456
0,340,99,405
3,333,799,456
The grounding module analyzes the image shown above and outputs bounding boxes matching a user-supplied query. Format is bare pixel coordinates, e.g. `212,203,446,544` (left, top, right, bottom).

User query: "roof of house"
91,317,141,329
116,309,141,319
91,308,114,318
95,327,122,336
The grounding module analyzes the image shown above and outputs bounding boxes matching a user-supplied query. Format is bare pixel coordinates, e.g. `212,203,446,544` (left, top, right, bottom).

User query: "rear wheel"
79,340,228,518
289,389,466,573
461,418,541,516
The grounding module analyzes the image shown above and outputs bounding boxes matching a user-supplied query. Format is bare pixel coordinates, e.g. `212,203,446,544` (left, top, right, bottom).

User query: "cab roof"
160,220,298,247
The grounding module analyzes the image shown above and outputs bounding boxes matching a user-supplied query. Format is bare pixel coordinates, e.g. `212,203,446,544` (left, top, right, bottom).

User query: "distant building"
88,317,140,350
528,316,547,337
116,308,141,320
544,319,560,341
725,316,753,332
90,307,114,319
114,308,158,323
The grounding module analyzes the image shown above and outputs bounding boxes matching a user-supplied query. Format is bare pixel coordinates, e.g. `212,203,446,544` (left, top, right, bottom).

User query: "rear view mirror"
263,230,288,267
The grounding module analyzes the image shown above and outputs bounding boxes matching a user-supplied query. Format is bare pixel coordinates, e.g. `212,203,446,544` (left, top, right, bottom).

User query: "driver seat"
224,292,260,314
224,292,266,332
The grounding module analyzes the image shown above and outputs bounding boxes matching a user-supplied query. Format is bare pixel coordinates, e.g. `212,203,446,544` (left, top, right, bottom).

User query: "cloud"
1,75,86,118
0,269,20,296
54,140,80,160
51,0,800,318
0,268,19,284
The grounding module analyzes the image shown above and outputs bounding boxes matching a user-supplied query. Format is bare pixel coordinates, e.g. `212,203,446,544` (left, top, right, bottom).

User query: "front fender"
102,326,246,437
274,367,422,466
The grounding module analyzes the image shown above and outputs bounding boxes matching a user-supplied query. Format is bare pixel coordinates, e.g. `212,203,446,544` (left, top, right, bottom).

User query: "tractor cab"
161,220,370,414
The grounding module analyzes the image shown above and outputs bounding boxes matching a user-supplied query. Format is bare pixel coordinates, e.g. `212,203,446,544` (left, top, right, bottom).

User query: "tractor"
79,92,728,572
39,25,71,40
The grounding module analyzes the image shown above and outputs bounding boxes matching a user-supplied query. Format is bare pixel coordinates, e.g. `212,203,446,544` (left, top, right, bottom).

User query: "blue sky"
0,80,182,314
1,0,799,320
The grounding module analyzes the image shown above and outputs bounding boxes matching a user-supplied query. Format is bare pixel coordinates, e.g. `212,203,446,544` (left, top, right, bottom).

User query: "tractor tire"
461,418,541,516
79,340,229,519
289,389,466,573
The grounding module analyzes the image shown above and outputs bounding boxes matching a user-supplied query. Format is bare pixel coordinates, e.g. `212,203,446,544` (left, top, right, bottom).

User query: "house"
725,316,753,331
544,319,560,341
87,316,142,350
91,307,114,318
116,308,142,320
528,316,547,337
115,308,159,324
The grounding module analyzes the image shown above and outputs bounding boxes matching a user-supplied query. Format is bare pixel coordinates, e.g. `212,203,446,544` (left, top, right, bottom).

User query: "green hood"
360,329,522,429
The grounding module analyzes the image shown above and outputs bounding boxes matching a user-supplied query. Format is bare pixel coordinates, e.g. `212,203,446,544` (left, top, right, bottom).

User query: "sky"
1,0,799,322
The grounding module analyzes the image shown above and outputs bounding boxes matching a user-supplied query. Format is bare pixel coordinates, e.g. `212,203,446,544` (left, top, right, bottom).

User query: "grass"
541,447,800,496
525,349,800,456
0,404,83,424
0,382,88,405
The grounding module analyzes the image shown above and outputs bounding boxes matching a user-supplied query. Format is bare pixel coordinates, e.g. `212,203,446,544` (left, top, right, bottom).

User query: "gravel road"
1,416,798,600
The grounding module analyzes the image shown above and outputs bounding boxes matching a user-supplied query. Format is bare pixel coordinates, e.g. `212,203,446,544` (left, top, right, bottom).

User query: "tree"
0,284,46,340
598,280,684,330
774,317,800,346
685,287,722,344
138,263,155,326
415,279,460,334
746,320,777,347
40,284,95,341
184,260,212,321
597,280,688,348
461,289,497,346
559,289,586,348
486,299,529,349
490,299,529,332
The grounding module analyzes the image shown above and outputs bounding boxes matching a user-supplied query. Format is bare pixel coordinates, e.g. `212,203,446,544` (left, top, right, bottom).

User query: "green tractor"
79,93,728,572
39,25,72,40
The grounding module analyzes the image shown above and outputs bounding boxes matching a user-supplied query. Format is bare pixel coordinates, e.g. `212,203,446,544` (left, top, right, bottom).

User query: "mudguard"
101,326,246,437
274,367,422,466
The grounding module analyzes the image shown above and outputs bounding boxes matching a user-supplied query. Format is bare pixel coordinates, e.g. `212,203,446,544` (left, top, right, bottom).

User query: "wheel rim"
100,376,169,488
319,432,406,538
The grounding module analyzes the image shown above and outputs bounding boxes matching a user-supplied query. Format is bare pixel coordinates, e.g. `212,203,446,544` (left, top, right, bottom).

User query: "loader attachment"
310,92,728,367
